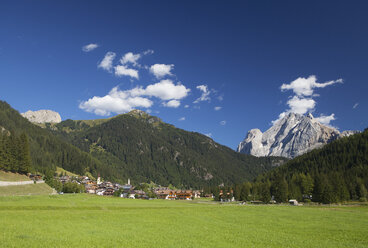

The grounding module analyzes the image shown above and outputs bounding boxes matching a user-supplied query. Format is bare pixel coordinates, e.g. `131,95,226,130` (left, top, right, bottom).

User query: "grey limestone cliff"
21,110,62,123
237,113,358,158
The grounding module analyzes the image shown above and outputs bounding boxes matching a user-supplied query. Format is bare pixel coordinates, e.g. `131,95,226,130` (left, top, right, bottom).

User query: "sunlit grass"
0,183,53,196
0,194,367,247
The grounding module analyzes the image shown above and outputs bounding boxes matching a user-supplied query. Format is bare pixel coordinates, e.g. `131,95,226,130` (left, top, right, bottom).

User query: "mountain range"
0,101,286,188
237,113,359,158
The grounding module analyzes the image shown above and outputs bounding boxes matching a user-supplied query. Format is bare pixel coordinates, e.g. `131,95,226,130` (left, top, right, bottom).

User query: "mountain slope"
238,113,358,158
0,101,105,177
49,110,287,187
254,129,368,202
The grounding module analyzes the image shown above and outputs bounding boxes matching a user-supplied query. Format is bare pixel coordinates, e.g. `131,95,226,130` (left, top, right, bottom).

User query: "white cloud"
281,75,343,97
287,96,316,115
82,43,99,52
205,133,212,138
114,65,139,79
179,117,185,121
144,79,190,100
120,52,141,66
220,120,226,126
98,52,116,72
143,49,154,55
184,105,189,108
273,75,343,125
80,80,189,116
315,114,336,126
214,106,222,111
194,85,211,103
150,64,174,78
163,100,180,108
79,86,152,116
353,103,359,109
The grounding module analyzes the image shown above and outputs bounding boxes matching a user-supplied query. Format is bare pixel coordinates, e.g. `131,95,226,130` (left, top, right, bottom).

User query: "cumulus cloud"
163,100,181,108
281,75,343,97
353,103,359,109
98,52,116,72
184,105,189,108
214,106,222,111
315,114,336,126
79,87,153,116
220,120,226,126
82,43,99,52
150,64,174,78
114,65,139,79
194,85,211,103
273,75,342,125
80,80,190,116
120,52,141,66
144,79,190,100
179,117,185,121
286,96,316,115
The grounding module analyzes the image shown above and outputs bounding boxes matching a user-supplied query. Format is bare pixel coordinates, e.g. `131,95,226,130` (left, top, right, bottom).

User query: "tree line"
206,129,368,203
0,131,31,174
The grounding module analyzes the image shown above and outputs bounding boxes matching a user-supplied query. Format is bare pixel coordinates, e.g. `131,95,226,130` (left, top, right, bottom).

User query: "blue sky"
0,1,367,149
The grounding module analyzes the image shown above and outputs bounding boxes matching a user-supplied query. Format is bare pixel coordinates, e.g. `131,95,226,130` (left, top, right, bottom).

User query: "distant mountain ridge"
22,110,62,123
237,113,359,158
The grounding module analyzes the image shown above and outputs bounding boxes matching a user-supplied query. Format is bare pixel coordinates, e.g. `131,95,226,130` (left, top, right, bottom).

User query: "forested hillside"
233,129,368,203
0,101,286,187
0,101,107,177
50,110,287,187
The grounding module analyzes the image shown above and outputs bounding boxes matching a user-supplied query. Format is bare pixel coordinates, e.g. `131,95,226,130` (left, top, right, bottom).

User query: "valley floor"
0,194,367,248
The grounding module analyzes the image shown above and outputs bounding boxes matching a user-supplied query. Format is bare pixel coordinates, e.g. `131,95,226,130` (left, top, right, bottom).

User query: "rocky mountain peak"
21,110,62,123
237,113,358,158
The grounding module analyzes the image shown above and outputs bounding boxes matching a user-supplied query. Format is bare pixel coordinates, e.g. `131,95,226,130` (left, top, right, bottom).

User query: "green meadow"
0,194,367,248
0,183,53,196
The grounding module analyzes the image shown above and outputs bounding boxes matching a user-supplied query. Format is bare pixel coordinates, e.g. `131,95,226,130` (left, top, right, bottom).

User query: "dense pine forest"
0,131,31,174
0,101,107,178
223,129,368,203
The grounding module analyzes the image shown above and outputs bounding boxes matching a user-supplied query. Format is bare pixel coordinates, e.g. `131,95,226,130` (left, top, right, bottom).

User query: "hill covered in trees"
49,110,286,188
0,101,107,178
0,101,286,187
229,129,368,203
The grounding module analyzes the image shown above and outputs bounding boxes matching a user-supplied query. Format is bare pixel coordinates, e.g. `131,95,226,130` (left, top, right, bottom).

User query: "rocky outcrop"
237,113,359,158
21,110,62,123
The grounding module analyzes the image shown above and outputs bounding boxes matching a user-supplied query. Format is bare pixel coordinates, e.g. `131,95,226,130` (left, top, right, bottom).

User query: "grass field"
0,171,30,181
0,183,53,196
0,194,367,247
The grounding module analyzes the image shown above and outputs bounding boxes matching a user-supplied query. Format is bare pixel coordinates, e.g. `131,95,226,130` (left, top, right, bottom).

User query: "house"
103,187,114,196
85,183,97,194
176,190,192,200
134,190,147,199
29,174,43,181
156,190,176,200
96,189,105,196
